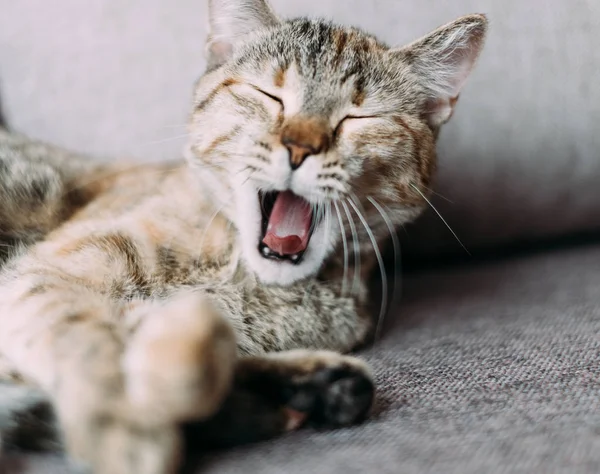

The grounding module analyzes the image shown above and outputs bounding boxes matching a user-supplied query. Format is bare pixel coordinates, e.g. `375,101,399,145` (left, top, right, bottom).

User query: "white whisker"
325,201,333,262
341,200,361,296
427,188,455,204
349,191,368,216
240,167,262,187
333,200,349,297
367,196,402,328
198,204,226,257
348,198,388,342
142,134,189,147
410,183,470,255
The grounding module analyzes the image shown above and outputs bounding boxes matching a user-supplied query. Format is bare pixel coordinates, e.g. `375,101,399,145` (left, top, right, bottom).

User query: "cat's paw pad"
282,357,375,428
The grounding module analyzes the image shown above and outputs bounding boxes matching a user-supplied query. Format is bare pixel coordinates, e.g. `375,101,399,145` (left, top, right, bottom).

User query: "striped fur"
0,2,487,473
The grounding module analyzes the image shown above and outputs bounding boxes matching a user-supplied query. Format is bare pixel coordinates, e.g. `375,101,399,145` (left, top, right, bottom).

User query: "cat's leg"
0,280,179,473
0,274,236,473
186,349,375,448
121,291,237,425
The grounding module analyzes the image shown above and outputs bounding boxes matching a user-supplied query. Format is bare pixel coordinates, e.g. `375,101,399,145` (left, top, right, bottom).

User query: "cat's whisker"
333,200,350,297
161,124,188,130
347,198,388,342
318,201,325,231
348,191,368,217
241,169,261,187
232,165,253,178
311,200,322,236
410,183,470,255
326,201,332,245
422,186,454,204
141,134,189,147
341,200,361,296
197,203,227,259
324,201,333,269
367,196,402,326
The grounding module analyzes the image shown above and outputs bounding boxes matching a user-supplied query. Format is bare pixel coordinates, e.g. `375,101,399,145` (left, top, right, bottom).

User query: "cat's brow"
273,66,286,88
196,78,238,112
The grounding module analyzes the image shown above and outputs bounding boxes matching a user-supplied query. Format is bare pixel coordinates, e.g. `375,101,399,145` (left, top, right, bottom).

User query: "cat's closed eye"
334,115,378,136
251,86,284,107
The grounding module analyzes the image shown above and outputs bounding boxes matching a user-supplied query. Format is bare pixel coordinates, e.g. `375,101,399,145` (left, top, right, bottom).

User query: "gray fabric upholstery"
3,244,599,473
1,0,600,255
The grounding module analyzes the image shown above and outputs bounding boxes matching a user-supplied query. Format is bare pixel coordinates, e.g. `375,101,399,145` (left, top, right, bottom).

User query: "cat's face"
187,0,487,285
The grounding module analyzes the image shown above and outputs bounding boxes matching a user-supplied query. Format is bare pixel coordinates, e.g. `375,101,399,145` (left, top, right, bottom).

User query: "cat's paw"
264,350,375,428
122,292,237,425
278,352,375,428
185,350,374,448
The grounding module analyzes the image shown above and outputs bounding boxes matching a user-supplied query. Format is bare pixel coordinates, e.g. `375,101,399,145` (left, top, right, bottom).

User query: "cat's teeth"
259,244,301,262
262,246,273,257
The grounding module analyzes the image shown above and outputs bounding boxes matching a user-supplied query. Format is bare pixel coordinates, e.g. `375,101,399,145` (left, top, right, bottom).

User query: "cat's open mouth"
257,190,316,264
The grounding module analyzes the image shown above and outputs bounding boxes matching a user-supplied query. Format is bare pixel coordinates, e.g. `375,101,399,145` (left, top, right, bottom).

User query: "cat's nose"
281,117,330,170
283,142,317,170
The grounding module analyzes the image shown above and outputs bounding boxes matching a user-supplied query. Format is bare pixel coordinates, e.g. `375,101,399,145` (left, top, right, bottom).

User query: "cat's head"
187,0,487,285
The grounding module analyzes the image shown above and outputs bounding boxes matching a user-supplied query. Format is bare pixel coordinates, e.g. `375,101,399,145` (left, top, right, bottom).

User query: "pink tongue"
262,191,312,256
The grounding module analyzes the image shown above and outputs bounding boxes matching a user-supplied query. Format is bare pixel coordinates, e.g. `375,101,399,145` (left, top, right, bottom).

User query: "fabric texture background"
2,244,599,473
0,0,599,256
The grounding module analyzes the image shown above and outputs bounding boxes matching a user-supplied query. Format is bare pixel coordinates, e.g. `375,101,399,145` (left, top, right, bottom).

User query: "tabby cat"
0,1,487,472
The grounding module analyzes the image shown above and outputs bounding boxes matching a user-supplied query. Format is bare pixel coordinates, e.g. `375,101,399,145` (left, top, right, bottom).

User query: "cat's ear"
392,14,488,128
207,0,280,69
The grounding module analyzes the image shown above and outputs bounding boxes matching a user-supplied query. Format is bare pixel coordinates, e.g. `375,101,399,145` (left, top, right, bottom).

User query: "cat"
0,0,487,472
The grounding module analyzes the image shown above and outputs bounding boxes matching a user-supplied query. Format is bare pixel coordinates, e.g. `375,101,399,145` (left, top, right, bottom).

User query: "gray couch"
1,0,599,473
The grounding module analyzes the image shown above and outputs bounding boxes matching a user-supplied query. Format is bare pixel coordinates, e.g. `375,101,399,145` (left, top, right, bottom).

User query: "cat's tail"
0,380,62,454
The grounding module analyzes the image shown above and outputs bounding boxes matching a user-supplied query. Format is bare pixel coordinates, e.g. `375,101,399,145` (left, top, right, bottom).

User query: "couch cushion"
3,243,599,473
1,0,600,258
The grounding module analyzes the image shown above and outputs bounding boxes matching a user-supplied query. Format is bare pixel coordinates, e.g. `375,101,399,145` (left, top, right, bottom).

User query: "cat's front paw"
123,292,237,424
280,354,375,428
185,350,374,448
267,350,375,428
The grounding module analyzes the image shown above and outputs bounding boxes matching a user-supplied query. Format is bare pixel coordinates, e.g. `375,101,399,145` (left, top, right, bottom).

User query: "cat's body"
0,2,487,472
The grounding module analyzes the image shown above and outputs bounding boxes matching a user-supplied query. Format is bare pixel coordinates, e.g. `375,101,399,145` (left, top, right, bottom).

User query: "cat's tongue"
262,191,312,256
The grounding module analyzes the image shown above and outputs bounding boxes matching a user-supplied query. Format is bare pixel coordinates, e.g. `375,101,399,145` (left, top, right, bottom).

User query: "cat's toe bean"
284,359,375,428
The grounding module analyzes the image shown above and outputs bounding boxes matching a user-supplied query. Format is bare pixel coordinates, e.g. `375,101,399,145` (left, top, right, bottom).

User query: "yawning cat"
0,1,487,472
